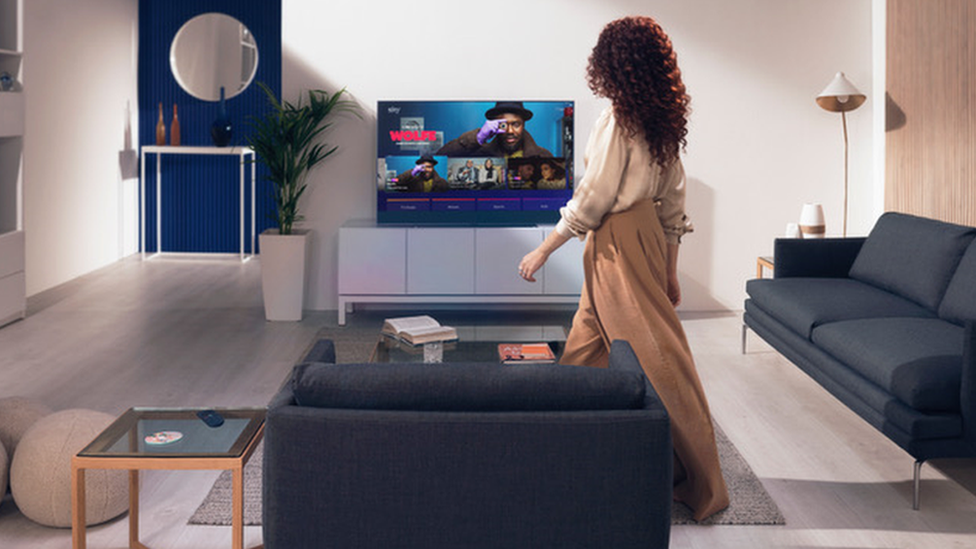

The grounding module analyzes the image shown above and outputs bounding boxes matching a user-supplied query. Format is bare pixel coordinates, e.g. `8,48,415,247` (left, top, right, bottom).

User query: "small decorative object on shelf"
170,103,181,146
211,86,232,147
0,71,13,92
155,102,166,146
799,202,826,239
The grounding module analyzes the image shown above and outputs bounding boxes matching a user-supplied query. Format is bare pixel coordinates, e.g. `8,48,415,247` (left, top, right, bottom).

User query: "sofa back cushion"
291,362,647,412
849,212,976,311
939,240,976,325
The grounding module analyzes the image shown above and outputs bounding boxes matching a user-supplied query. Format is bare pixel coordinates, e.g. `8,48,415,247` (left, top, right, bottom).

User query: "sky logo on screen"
390,130,438,142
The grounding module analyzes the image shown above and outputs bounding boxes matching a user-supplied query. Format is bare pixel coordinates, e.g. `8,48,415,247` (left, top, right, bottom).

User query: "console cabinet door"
407,228,475,294
338,227,406,294
542,229,585,294
475,228,543,294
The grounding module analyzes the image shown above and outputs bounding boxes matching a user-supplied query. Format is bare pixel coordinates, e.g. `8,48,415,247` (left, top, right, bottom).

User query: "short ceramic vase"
799,203,826,239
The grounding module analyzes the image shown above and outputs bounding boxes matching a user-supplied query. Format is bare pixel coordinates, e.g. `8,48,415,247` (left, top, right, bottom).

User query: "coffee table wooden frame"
71,412,265,549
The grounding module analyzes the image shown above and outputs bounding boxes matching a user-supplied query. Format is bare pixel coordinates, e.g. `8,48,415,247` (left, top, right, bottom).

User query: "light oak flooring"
1,256,975,548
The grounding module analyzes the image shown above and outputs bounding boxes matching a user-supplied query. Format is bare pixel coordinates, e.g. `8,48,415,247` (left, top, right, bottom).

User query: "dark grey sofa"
743,211,976,508
263,339,672,549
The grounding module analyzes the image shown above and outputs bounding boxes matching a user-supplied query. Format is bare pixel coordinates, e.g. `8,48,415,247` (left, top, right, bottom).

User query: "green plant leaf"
245,82,361,235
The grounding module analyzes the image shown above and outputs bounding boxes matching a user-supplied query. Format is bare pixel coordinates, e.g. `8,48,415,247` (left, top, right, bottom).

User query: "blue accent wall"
139,0,281,253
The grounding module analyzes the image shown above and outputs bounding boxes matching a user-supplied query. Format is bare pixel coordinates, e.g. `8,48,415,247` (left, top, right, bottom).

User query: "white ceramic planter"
259,229,309,321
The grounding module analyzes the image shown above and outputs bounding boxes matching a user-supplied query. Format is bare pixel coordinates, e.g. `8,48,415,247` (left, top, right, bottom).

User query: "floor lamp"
816,72,865,237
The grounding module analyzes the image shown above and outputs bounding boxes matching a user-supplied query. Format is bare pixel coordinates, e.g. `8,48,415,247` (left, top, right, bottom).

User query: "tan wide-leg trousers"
559,199,729,521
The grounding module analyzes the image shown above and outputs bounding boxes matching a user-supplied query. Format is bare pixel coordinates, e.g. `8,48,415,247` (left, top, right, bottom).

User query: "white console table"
140,146,256,261
338,221,585,325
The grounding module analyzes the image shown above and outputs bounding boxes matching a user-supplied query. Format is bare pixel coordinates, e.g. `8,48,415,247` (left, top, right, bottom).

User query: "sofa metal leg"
913,459,924,510
741,323,748,354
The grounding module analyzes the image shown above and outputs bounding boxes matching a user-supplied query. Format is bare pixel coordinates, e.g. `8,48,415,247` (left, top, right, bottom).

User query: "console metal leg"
913,459,924,510
741,323,748,354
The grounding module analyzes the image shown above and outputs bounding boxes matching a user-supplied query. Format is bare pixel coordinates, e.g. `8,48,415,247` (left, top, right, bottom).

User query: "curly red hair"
587,16,690,167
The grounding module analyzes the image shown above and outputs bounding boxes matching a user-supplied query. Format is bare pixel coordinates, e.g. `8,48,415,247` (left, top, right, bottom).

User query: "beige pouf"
0,396,53,458
10,409,127,527
0,440,7,506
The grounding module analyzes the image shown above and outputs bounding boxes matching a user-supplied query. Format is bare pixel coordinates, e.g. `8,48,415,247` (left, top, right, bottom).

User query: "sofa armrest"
962,321,976,450
299,338,336,364
265,339,335,407
268,372,297,409
773,237,867,278
609,339,669,416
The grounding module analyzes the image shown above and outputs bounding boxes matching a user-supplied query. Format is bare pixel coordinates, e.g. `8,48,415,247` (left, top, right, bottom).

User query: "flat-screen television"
377,100,574,225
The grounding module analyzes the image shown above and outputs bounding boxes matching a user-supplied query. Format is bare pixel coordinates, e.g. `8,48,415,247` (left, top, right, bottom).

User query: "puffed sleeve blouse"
555,107,693,245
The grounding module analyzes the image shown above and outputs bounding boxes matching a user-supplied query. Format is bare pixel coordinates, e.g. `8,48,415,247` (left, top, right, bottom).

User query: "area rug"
189,423,785,526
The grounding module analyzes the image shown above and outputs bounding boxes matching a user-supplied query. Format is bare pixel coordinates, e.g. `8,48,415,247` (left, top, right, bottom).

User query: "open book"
497,342,556,364
381,315,458,346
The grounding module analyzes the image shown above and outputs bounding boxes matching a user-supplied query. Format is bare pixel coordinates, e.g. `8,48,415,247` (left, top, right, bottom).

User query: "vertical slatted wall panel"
886,0,976,225
139,0,281,253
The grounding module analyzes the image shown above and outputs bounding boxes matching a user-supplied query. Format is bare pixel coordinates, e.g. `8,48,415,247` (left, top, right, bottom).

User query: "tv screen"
377,100,574,225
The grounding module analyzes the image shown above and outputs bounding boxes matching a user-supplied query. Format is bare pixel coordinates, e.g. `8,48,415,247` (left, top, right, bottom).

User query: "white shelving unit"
0,0,25,328
338,221,585,325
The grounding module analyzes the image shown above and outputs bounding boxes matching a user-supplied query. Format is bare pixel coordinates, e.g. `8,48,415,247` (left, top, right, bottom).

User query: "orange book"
498,342,555,364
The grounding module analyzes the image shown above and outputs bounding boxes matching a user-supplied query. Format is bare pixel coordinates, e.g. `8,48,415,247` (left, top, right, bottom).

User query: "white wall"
23,0,139,296
20,0,875,311
282,0,875,311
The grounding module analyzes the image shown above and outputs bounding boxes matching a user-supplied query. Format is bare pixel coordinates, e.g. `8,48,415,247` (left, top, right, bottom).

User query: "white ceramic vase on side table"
799,203,825,239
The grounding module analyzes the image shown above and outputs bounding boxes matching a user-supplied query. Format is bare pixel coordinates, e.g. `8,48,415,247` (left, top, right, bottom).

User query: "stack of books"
381,315,458,346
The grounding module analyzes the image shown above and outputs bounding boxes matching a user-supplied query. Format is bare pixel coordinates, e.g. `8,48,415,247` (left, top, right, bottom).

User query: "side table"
140,146,256,261
71,407,265,549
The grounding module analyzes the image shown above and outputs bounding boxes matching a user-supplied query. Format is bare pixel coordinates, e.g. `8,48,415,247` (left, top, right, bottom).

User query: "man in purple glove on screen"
436,101,553,159
395,153,449,193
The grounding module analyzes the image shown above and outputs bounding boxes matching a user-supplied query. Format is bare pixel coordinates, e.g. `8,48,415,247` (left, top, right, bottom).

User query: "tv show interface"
376,100,574,223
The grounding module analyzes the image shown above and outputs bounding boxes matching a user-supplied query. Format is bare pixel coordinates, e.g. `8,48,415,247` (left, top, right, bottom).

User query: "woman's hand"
667,272,682,307
519,230,573,282
518,247,549,282
666,242,681,307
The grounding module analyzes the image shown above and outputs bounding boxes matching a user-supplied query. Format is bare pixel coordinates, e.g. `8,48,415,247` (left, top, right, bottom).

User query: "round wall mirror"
170,13,258,101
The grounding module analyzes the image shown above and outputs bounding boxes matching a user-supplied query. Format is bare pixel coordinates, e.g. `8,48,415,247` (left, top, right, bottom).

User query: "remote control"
197,409,224,428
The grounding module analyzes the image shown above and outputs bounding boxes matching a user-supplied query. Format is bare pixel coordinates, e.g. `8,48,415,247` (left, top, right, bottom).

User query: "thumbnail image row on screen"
383,196,567,213
380,156,570,193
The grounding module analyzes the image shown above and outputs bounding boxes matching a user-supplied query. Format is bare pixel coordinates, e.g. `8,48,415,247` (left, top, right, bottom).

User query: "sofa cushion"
849,212,975,311
746,278,934,339
939,240,976,325
811,318,965,411
291,362,647,411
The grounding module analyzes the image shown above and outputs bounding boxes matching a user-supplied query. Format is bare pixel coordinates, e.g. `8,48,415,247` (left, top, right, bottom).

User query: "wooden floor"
1,256,975,548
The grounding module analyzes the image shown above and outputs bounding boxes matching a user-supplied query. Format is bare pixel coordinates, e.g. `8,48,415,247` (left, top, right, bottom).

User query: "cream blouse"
556,107,693,245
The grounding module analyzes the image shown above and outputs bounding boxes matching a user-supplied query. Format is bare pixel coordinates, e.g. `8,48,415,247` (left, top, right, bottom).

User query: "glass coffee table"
71,407,266,549
370,324,567,363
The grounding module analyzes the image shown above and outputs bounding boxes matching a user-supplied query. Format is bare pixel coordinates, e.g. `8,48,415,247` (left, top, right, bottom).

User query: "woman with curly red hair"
518,16,729,520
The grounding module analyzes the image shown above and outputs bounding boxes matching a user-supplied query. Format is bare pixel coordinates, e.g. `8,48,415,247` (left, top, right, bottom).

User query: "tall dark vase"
211,86,233,147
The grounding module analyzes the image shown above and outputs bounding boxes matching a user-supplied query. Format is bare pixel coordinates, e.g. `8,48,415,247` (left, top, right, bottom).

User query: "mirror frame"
169,12,259,102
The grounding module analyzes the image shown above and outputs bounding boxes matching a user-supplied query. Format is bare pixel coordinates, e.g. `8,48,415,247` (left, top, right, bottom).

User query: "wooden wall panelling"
886,0,976,225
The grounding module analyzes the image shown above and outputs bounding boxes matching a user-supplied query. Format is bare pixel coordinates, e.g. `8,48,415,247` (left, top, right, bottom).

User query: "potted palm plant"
247,82,358,321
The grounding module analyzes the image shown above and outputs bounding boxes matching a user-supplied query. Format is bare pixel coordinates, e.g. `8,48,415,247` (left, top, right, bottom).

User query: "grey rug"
189,423,784,526
190,320,784,526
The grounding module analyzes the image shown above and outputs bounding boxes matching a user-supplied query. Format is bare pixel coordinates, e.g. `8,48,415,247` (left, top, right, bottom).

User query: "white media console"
338,221,585,325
